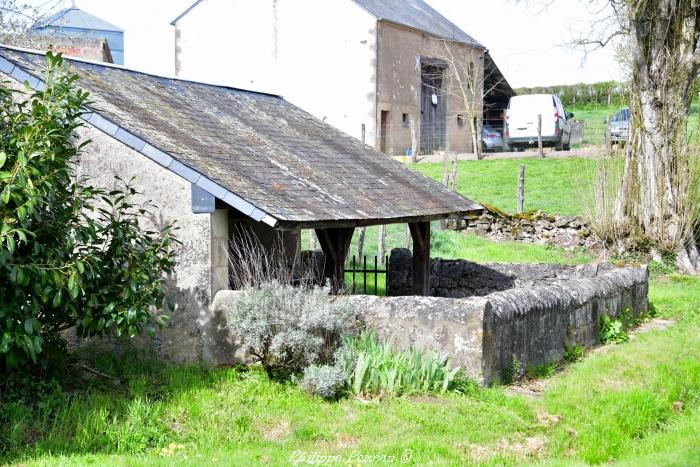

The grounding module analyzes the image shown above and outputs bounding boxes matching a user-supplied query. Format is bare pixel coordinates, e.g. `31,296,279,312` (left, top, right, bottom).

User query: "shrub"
525,361,559,379
599,313,629,344
300,364,345,399
226,281,358,378
502,355,523,385
338,330,462,397
564,344,585,363
0,52,178,382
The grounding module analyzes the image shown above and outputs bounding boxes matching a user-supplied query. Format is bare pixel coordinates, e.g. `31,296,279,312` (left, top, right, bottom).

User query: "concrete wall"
174,0,378,144
73,124,214,362
376,22,483,155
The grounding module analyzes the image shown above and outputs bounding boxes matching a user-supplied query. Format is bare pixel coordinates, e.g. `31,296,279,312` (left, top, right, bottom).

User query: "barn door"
421,63,446,153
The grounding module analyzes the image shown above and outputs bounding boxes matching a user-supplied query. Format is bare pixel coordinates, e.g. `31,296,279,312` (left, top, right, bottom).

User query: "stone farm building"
0,45,481,363
171,0,514,156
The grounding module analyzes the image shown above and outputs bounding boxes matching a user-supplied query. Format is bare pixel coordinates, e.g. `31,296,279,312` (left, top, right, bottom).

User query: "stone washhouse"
0,45,482,364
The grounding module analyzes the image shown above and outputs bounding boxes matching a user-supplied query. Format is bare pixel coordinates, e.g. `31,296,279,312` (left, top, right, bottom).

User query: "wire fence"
372,97,700,156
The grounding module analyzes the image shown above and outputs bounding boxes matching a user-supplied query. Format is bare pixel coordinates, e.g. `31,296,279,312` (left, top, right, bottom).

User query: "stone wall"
458,208,601,251
209,261,647,384
388,248,616,298
354,262,647,383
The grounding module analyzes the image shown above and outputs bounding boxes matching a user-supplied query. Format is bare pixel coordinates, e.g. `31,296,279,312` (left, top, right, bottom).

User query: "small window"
402,113,409,126
457,114,465,126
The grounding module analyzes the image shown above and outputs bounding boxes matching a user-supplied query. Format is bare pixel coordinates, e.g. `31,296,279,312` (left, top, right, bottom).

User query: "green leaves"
1,51,180,378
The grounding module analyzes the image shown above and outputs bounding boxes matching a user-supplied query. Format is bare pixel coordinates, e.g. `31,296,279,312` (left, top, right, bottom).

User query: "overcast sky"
34,0,624,88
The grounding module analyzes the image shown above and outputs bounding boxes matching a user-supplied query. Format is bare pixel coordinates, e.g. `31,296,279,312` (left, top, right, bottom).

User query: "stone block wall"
388,248,616,297
209,260,647,384
356,261,648,383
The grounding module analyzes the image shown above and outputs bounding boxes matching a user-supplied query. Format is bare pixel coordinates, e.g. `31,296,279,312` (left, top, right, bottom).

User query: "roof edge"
170,0,203,26
34,6,124,32
0,50,278,228
0,43,284,99
377,18,485,49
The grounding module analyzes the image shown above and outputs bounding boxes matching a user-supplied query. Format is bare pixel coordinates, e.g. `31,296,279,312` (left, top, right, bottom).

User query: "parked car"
504,94,574,151
608,107,630,144
481,125,504,151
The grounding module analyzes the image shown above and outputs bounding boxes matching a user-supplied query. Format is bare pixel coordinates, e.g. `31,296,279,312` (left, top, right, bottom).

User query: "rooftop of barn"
0,45,481,229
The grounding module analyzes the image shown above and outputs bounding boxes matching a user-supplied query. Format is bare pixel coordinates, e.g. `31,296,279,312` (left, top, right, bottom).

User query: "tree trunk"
470,117,482,160
356,227,366,260
616,0,700,271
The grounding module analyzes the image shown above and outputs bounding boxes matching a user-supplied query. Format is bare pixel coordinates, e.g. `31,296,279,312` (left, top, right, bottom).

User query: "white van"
505,94,574,151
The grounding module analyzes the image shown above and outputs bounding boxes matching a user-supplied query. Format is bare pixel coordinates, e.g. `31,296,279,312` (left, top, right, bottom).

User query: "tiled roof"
352,0,483,47
0,46,481,228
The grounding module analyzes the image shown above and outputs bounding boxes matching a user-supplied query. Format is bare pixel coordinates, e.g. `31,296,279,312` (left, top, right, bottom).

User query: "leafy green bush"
0,52,179,383
337,330,462,397
226,281,359,378
564,344,585,363
599,313,630,344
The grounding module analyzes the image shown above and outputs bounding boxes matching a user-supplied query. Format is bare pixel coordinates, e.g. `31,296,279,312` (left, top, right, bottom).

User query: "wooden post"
315,227,355,292
378,225,386,260
361,123,366,145
309,229,317,250
605,114,611,152
410,118,418,163
357,226,366,260
409,221,431,296
404,224,411,248
517,164,525,214
537,114,544,157
440,153,450,230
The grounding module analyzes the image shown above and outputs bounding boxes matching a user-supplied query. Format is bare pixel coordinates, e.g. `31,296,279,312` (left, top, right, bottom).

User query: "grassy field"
413,157,588,216
2,265,698,466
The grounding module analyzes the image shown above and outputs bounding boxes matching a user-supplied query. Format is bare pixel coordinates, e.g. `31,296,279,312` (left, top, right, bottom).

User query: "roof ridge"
0,44,284,99
34,5,124,32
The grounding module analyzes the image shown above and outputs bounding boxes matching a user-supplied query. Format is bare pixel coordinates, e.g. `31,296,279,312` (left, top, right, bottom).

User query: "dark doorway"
380,110,389,154
421,62,446,153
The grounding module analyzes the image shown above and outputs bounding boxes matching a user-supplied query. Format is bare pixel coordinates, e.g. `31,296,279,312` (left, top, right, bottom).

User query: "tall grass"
338,330,463,397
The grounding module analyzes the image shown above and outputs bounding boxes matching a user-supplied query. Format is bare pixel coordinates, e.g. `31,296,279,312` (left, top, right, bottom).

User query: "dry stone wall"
458,208,601,251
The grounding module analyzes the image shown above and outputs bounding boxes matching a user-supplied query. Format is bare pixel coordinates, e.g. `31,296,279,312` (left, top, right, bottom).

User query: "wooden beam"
272,208,484,231
409,221,431,296
315,227,355,292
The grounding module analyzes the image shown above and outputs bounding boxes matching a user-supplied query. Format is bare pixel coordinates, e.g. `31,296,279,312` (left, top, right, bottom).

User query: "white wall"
174,0,377,143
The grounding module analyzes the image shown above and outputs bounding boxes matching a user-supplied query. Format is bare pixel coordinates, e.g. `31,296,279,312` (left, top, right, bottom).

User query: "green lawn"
2,268,698,466
413,157,588,216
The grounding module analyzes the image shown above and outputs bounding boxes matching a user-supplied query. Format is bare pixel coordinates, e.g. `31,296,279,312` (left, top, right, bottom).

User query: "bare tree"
0,0,38,34
421,38,507,161
570,0,700,272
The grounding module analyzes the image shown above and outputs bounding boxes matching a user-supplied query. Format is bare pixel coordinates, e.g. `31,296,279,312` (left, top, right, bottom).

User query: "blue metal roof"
353,0,483,47
34,7,123,33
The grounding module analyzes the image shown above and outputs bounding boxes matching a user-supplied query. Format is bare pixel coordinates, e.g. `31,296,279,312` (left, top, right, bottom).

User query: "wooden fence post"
410,118,418,163
537,114,544,157
361,123,366,146
378,225,386,260
517,164,525,214
357,226,366,260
